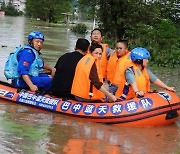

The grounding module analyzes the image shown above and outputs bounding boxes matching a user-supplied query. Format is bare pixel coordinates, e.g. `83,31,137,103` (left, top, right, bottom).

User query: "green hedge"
71,23,87,34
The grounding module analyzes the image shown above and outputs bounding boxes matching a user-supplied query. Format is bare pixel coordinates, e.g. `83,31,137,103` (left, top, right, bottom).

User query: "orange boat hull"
0,81,179,127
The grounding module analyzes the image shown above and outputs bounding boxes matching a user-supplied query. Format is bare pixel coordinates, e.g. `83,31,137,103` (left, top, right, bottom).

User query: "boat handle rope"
148,90,178,120
163,93,179,120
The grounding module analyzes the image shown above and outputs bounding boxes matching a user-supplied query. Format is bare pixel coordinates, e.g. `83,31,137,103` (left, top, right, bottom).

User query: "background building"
12,0,25,13
0,0,25,12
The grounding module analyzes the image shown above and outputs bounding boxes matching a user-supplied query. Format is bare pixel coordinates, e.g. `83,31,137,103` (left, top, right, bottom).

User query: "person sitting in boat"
71,42,117,102
12,31,56,92
52,38,90,99
106,40,131,95
115,47,176,100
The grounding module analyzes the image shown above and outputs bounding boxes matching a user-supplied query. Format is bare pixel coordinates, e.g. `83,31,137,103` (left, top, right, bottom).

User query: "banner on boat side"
0,89,15,98
15,91,154,115
60,97,153,116
16,91,60,111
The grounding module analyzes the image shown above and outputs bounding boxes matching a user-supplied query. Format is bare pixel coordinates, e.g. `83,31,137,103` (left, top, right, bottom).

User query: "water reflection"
0,100,179,153
0,16,25,47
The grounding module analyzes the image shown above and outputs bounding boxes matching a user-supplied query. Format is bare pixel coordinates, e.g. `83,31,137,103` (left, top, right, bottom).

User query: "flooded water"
0,16,180,154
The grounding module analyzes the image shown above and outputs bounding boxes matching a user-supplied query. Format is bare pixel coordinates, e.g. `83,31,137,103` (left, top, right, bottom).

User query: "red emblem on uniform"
23,61,29,66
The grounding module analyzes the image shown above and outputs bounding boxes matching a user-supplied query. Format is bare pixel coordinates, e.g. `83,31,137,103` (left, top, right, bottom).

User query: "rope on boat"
148,90,178,120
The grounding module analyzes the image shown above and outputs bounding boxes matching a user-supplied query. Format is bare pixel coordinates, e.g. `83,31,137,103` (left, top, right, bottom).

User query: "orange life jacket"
100,44,108,79
107,51,130,83
135,66,150,92
106,52,118,83
112,52,131,85
116,62,150,99
71,54,104,100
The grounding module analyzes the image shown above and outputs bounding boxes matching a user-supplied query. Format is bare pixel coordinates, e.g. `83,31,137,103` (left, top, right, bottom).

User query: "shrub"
126,19,180,67
71,23,87,34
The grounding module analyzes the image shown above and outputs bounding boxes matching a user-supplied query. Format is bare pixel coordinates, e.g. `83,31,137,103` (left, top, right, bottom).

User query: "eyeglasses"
115,47,122,50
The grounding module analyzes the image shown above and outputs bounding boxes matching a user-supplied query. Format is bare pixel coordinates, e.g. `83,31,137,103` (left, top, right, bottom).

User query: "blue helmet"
28,31,45,41
130,47,150,62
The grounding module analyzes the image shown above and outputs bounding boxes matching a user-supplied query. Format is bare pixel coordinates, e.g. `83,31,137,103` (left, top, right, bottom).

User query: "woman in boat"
71,42,117,102
116,47,175,100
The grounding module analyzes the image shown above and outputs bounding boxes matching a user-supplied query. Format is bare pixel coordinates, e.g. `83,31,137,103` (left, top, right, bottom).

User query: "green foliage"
78,0,180,67
26,0,73,23
1,3,23,16
71,23,87,34
78,0,178,38
127,20,180,67
78,0,95,20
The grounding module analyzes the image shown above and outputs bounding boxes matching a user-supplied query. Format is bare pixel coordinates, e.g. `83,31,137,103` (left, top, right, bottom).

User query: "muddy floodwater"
0,16,180,154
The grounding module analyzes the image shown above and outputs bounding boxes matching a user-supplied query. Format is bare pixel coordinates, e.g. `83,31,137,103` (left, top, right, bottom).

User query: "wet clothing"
71,54,104,101
12,44,52,91
52,51,84,98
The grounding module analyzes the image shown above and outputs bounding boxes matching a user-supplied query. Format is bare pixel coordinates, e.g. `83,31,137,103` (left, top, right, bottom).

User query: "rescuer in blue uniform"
12,31,56,92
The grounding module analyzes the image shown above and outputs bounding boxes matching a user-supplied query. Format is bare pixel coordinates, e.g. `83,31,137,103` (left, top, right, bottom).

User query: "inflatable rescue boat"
0,80,179,127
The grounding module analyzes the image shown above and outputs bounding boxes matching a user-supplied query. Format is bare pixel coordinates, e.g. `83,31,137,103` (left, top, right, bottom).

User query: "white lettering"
19,98,36,105
39,103,53,110
84,105,95,114
126,102,137,112
112,104,122,114
98,105,108,114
